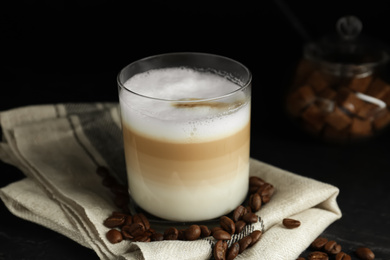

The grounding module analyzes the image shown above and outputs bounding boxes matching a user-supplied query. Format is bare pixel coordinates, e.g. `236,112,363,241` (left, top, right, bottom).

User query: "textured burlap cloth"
0,103,341,260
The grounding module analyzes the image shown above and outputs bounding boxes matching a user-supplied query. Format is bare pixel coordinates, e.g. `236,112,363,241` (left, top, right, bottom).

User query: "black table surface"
1,1,390,259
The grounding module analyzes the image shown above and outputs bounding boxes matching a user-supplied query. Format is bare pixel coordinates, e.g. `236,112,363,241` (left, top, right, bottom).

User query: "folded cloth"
0,103,342,260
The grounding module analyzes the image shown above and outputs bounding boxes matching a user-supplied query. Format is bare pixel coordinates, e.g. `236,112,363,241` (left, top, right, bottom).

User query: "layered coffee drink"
118,54,251,222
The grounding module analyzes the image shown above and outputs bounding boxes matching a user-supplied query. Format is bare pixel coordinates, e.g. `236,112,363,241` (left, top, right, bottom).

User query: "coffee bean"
213,229,232,240
311,237,328,250
226,242,240,260
200,225,211,237
249,193,262,212
124,215,133,226
296,257,306,260
249,176,266,188
103,215,126,228
282,218,301,229
238,236,252,253
151,232,164,241
308,251,329,260
177,229,186,240
164,227,179,240
125,223,145,237
234,220,246,234
121,225,134,240
249,176,266,194
355,247,375,260
261,194,271,203
249,230,262,246
211,226,223,234
336,252,351,260
232,205,247,222
106,229,123,244
220,216,235,235
133,234,151,242
324,240,341,254
133,213,150,230
185,225,201,241
213,240,228,260
256,183,275,198
242,212,258,224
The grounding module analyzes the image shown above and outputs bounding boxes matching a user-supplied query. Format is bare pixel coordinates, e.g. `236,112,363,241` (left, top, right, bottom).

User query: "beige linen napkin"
0,103,342,260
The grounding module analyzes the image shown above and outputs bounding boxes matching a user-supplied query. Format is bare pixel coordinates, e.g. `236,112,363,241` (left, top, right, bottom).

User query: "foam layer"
120,67,250,142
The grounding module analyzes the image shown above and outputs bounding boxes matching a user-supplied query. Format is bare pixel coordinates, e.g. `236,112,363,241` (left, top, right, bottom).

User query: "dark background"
1,1,390,259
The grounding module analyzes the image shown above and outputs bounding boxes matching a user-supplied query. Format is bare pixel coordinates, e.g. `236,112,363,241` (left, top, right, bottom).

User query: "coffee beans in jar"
285,16,390,143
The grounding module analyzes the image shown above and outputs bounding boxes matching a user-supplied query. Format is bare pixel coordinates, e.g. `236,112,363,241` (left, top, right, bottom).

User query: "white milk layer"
120,67,251,221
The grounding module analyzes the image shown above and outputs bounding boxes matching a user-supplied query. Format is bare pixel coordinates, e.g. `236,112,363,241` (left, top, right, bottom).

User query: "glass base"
128,196,221,232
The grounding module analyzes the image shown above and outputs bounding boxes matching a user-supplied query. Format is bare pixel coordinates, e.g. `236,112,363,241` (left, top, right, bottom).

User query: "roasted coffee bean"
311,237,328,250
213,229,232,240
211,226,223,234
249,176,266,188
336,252,351,260
121,225,134,240
282,218,301,229
220,216,235,235
151,232,164,241
103,215,126,228
245,206,252,214
256,183,275,198
261,194,271,203
234,220,246,234
185,225,201,241
226,242,240,260
164,227,179,240
232,205,247,222
106,229,123,244
249,230,262,246
238,235,252,253
124,215,133,226
249,176,266,194
133,213,150,230
324,240,341,254
133,234,151,242
125,223,145,237
242,212,258,224
249,193,262,212
214,240,228,260
296,257,306,260
177,229,186,240
96,166,110,178
308,251,329,260
200,225,211,237
355,247,375,260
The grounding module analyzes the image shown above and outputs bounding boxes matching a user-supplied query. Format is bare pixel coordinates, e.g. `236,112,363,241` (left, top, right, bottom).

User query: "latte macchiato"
118,55,251,222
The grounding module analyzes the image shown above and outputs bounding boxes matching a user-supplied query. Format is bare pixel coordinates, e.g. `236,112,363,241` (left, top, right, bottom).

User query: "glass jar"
285,16,390,143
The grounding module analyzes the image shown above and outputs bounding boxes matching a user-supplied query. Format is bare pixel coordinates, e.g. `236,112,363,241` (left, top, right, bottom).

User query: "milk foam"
120,67,250,142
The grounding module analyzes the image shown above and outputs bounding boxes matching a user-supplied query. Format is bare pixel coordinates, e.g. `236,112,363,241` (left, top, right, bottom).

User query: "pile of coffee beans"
97,166,377,259
296,236,375,260
97,166,275,259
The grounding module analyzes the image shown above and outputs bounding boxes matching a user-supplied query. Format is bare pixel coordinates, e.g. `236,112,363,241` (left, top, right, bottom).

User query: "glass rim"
117,52,252,103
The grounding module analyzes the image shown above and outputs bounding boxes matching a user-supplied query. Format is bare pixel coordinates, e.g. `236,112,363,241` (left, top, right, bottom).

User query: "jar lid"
304,16,389,77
